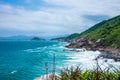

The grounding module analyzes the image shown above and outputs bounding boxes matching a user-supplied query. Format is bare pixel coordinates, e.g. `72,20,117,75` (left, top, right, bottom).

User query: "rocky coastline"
64,38,120,61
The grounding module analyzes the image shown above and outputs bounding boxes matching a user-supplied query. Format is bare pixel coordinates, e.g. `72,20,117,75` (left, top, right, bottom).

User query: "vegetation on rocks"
66,15,120,48
66,33,80,40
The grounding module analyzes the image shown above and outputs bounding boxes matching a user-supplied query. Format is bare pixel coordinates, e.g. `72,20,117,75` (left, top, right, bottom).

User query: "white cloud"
0,0,120,37
44,0,120,16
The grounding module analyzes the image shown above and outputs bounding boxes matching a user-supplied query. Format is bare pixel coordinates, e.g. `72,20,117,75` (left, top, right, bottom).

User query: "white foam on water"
65,50,120,71
10,70,17,74
24,46,48,53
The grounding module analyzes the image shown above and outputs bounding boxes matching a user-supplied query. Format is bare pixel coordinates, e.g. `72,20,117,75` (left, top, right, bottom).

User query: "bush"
60,59,120,80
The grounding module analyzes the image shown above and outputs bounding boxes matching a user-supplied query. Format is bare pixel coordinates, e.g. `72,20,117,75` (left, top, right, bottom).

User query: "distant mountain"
0,35,33,40
0,35,46,41
66,15,120,48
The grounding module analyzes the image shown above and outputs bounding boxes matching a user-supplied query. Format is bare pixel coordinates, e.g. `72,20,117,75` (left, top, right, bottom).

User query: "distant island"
31,37,45,41
0,36,45,41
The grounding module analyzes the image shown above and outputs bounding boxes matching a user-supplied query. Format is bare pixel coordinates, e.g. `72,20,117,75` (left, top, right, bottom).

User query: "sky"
0,0,120,38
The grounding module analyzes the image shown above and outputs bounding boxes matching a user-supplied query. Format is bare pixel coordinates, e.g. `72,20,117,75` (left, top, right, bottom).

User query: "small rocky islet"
31,37,45,41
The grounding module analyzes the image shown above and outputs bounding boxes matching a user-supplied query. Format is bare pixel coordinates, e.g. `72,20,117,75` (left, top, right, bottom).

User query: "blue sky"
0,0,120,38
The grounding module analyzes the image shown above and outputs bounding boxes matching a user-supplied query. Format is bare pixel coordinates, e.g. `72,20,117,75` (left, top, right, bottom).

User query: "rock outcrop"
65,38,94,50
65,37,120,60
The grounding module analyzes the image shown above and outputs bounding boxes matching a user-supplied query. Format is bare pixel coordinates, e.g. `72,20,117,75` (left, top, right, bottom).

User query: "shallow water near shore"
0,40,120,80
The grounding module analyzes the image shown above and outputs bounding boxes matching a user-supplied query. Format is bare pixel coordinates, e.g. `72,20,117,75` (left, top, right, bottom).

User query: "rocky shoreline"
34,39,120,80
63,38,120,61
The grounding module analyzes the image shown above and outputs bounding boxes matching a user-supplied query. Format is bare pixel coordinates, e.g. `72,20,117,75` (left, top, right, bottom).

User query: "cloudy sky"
0,0,120,38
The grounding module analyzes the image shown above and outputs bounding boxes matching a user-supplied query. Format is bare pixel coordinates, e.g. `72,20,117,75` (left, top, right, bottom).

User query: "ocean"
0,40,120,80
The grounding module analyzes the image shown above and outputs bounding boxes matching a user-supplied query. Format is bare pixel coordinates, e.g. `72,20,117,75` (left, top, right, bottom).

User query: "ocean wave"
23,46,48,53
10,70,17,74
65,50,120,71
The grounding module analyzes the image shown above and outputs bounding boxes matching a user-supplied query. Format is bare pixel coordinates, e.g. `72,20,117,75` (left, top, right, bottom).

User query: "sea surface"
0,40,120,80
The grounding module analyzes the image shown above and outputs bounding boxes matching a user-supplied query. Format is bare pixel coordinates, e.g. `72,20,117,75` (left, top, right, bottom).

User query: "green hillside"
66,33,80,39
66,15,120,48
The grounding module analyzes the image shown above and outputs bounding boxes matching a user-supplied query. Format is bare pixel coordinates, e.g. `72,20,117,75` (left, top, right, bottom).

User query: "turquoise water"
0,40,74,80
1,40,120,80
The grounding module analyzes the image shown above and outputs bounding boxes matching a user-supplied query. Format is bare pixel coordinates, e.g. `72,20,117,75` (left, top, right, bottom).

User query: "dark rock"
65,38,93,50
94,38,104,48
64,37,120,59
